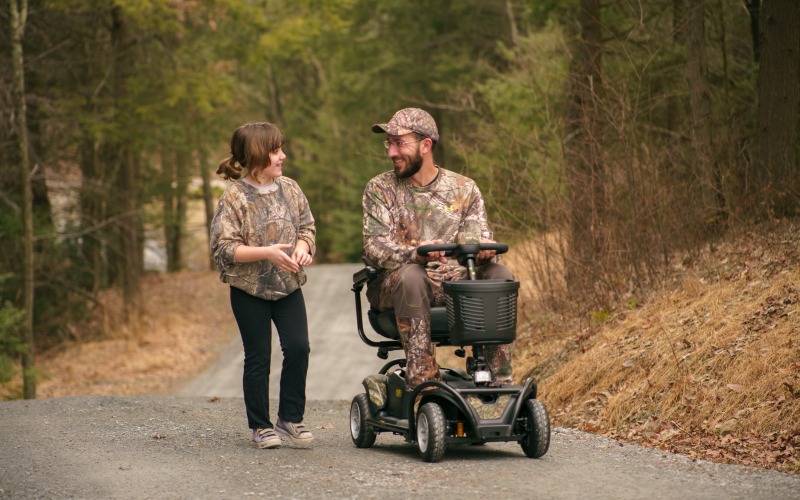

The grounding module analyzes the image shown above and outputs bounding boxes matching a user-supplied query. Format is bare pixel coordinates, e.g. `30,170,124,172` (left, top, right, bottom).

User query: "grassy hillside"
514,220,800,474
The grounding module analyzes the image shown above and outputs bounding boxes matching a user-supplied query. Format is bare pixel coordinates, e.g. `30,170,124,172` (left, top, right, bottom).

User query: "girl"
210,122,315,449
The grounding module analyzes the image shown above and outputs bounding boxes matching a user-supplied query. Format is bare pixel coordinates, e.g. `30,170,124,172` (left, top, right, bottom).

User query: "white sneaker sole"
275,427,314,448
253,429,282,449
255,439,281,449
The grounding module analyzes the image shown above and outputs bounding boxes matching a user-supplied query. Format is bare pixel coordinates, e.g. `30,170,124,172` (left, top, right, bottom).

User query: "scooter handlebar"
416,242,508,257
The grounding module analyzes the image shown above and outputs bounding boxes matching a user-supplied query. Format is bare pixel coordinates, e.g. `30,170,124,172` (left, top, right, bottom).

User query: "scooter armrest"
353,266,379,287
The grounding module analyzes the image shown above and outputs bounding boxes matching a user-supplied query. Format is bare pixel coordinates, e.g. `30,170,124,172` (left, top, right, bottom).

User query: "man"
362,107,514,389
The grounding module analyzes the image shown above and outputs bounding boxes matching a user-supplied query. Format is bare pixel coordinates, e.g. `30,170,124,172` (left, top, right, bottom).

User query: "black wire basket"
442,279,519,345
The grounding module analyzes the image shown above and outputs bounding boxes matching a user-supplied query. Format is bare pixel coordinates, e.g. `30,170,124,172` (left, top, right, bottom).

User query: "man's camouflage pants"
367,263,514,389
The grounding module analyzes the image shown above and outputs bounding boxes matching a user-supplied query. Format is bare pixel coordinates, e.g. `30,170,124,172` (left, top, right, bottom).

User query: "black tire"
520,399,550,458
350,393,377,448
416,402,447,462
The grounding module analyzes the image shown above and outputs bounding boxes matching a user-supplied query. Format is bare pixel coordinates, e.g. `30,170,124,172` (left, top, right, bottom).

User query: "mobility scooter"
349,242,550,462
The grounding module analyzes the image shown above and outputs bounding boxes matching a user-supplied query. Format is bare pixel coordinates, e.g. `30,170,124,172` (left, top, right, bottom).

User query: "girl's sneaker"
252,428,281,449
275,418,314,447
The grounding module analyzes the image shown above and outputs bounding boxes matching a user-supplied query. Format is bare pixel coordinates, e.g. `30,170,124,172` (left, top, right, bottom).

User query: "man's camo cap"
372,108,439,142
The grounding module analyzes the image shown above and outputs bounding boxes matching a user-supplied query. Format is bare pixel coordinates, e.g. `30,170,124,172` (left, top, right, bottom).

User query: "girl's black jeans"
229,286,309,429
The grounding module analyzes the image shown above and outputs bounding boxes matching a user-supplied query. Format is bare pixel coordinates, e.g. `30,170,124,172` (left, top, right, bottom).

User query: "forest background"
1,0,798,473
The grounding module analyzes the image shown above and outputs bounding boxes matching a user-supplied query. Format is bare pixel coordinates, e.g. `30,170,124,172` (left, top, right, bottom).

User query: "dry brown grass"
546,273,799,433
515,220,800,473
20,270,233,399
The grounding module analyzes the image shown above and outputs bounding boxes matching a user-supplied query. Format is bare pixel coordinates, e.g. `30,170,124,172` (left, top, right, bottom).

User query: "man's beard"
394,151,423,179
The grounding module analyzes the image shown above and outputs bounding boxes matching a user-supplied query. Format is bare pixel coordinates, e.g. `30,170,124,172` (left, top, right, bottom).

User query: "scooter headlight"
473,370,492,384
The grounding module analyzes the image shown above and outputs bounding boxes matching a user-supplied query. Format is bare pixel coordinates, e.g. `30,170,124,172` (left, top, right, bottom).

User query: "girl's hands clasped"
264,244,299,273
264,240,312,273
292,239,313,267
235,241,312,273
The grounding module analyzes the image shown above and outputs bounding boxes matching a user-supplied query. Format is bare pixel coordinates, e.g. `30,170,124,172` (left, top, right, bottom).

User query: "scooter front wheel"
350,393,377,448
416,402,447,462
520,398,550,458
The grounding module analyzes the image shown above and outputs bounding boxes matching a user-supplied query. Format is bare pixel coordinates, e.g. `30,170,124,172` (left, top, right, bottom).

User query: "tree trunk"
564,0,605,302
111,6,142,320
163,149,177,272
176,148,189,271
10,0,36,399
686,0,727,225
505,0,519,46
749,0,761,62
199,148,216,271
667,0,686,134
266,65,285,125
79,135,107,292
165,148,189,272
755,0,800,216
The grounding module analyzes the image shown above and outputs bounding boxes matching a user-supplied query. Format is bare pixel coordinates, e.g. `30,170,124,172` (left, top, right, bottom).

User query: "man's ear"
421,137,433,154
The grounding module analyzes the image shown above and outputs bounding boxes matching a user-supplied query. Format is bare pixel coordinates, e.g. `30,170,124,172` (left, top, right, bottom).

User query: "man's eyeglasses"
383,139,423,150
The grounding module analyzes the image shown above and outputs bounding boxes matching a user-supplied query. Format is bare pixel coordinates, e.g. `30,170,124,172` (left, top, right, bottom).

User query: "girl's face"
260,146,286,180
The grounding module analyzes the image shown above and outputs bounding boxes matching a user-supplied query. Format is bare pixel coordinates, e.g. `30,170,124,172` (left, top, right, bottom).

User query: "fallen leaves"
565,414,800,473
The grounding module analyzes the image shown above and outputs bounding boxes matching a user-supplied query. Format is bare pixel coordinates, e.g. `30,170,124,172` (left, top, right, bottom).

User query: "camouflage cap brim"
372,123,416,136
371,107,439,141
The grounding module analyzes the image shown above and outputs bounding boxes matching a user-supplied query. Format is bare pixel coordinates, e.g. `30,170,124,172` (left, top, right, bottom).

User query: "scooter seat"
368,306,452,344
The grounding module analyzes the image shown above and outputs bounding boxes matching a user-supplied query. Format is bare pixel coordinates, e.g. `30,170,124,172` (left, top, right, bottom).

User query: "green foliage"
590,307,613,324
449,25,569,237
0,287,25,383
521,0,578,30
317,208,364,262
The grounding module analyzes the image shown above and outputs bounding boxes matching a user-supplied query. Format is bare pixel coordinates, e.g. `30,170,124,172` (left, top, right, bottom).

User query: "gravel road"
2,263,799,499
2,396,799,499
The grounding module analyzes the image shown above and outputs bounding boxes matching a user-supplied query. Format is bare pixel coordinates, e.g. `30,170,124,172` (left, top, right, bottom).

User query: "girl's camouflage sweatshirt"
210,176,315,300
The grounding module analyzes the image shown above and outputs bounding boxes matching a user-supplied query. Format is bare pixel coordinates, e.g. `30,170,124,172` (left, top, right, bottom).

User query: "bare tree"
197,146,215,272
667,0,686,134
755,0,800,216
564,0,605,301
9,0,35,398
686,0,726,225
748,0,761,62
111,6,142,320
164,147,189,272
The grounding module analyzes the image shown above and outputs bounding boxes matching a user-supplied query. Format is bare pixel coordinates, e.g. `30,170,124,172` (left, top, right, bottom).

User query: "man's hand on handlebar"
477,238,498,261
414,239,448,264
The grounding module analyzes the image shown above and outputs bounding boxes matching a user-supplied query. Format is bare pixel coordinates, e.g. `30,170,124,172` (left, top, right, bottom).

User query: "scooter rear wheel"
350,393,377,448
416,402,447,462
520,398,550,458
